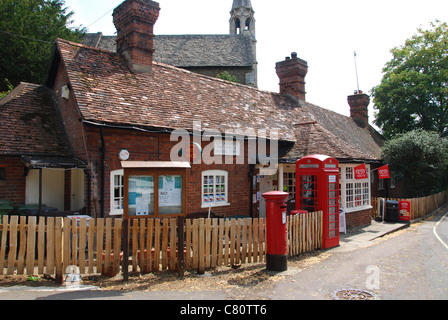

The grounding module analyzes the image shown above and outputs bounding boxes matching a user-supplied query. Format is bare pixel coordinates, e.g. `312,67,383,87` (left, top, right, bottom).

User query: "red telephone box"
296,155,340,249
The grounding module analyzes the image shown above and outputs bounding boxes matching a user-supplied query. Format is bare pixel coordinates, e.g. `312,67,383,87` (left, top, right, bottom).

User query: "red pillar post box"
262,191,289,272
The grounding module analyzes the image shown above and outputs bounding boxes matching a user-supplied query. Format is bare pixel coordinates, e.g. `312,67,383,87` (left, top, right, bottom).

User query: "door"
71,169,85,211
324,173,340,249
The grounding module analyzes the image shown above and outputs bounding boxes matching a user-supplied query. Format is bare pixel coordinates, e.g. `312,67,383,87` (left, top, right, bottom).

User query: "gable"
0,83,70,156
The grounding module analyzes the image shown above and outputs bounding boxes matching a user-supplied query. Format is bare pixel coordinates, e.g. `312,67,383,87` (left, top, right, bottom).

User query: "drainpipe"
249,164,255,218
99,127,105,218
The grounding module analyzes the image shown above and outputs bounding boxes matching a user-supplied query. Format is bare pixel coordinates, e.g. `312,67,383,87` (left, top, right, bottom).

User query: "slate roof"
56,38,304,142
0,83,70,156
82,33,255,67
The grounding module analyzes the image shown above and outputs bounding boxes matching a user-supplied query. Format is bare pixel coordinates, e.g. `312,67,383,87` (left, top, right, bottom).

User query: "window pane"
202,171,228,206
159,175,183,215
128,176,155,217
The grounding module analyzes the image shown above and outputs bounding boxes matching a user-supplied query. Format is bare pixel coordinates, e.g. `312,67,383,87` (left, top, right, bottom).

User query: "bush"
382,129,448,197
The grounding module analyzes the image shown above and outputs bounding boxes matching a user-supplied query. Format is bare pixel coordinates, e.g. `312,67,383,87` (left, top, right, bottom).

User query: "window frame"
201,170,230,208
339,164,372,213
110,169,124,216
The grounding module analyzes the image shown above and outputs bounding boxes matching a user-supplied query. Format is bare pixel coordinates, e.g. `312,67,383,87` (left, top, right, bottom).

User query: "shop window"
0,168,5,181
340,165,371,211
202,170,229,208
283,171,296,199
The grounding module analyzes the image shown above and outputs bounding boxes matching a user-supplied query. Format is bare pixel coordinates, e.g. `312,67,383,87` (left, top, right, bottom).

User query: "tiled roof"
0,83,70,156
57,38,303,142
285,103,383,162
82,33,255,67
56,38,383,162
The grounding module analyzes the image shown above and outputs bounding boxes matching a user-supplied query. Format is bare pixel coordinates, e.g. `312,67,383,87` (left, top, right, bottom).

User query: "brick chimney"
276,52,308,106
113,0,160,73
348,91,370,128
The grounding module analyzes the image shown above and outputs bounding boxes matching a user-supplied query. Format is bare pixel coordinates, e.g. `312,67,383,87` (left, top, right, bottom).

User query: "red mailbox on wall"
296,155,340,249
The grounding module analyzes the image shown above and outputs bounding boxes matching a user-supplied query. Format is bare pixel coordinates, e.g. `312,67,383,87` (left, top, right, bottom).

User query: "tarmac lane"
433,210,448,251
270,211,448,300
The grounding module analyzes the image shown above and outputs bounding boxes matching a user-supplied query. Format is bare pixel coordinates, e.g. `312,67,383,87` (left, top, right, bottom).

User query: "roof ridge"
56,38,117,56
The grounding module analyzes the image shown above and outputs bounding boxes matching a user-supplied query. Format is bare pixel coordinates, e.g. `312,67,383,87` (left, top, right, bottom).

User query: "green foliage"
216,71,238,83
381,129,448,197
372,21,448,139
0,0,86,91
0,79,14,100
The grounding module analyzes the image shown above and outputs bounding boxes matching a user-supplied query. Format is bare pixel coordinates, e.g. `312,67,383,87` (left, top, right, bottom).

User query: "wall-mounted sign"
214,140,241,156
119,149,130,161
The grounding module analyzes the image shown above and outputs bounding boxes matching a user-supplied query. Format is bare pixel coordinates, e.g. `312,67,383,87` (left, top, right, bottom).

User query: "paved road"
1,211,447,301
270,211,448,300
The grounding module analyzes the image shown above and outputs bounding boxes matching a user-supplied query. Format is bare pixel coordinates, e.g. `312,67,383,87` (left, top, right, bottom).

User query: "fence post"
54,217,64,284
122,219,129,282
177,217,185,277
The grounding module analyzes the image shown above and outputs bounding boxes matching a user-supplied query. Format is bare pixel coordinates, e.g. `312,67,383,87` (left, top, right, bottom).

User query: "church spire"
230,0,255,38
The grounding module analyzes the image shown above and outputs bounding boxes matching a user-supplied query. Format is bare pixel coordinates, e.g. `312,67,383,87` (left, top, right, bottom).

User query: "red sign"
378,165,390,179
354,164,368,180
399,200,411,221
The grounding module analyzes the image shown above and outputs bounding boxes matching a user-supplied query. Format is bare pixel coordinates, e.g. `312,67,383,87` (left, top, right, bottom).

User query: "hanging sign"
354,164,368,180
378,165,391,179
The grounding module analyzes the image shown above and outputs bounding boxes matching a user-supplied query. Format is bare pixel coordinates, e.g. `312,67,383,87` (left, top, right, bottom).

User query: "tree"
216,71,238,83
372,21,448,140
381,129,448,197
0,79,14,100
0,0,86,91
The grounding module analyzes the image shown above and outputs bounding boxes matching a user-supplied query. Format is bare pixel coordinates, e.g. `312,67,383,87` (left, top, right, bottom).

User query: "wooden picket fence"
371,190,448,220
0,212,323,281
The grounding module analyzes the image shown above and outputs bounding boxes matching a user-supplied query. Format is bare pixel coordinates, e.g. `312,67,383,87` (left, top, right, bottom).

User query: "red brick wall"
53,59,87,159
0,157,26,206
83,126,251,218
345,208,372,230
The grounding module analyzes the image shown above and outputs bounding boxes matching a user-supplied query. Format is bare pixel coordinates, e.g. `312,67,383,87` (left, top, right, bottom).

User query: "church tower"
230,0,256,38
230,0,257,87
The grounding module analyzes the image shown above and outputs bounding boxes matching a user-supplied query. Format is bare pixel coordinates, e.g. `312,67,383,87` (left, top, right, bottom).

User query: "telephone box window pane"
128,176,155,217
0,168,5,181
300,175,318,212
159,175,183,215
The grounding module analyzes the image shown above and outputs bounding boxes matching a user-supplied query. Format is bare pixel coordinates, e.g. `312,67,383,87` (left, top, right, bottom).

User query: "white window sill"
342,205,373,214
201,202,231,209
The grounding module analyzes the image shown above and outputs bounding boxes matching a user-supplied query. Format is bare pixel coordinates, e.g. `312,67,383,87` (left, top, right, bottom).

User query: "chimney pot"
276,52,308,106
348,93,370,127
113,0,160,73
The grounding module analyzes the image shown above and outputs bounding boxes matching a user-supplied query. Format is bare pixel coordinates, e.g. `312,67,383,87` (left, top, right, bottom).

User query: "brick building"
0,0,392,229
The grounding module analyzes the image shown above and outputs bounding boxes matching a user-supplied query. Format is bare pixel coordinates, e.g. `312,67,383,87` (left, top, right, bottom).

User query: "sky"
65,0,448,127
